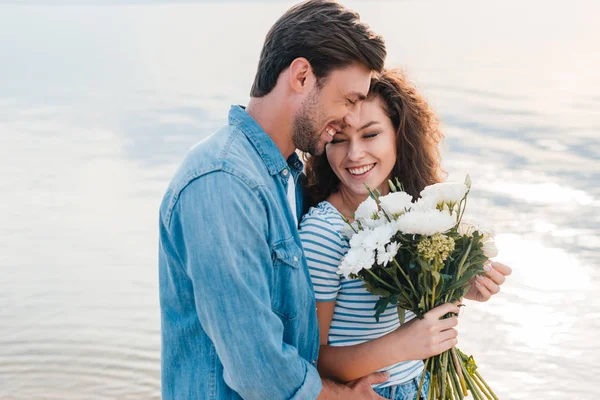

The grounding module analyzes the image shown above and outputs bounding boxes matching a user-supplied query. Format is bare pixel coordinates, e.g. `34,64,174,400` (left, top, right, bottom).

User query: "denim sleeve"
170,171,322,400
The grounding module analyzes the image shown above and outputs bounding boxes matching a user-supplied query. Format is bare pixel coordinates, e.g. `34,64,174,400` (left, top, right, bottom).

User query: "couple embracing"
158,1,511,399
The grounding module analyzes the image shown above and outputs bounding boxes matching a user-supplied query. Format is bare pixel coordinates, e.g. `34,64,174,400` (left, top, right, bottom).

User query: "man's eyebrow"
358,121,380,131
347,92,367,101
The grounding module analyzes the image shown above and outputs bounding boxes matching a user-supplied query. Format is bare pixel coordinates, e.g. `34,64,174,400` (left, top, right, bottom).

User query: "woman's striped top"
298,201,424,389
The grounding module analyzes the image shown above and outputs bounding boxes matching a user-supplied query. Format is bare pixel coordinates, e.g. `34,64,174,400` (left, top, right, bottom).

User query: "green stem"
451,348,468,396
417,360,429,400
472,373,492,400
448,359,464,400
464,372,484,400
381,265,403,290
439,350,448,399
447,373,458,400
455,241,472,280
456,191,469,227
364,268,397,291
428,373,435,400
393,259,418,295
475,371,499,400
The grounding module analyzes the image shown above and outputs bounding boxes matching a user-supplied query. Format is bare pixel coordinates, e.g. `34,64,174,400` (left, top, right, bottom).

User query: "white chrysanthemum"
395,209,456,236
354,197,378,220
379,191,413,215
362,223,396,251
420,182,468,206
350,228,375,250
377,241,401,266
337,247,376,278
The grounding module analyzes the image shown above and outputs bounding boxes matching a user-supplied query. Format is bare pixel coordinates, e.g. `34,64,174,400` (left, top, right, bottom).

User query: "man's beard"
292,89,326,156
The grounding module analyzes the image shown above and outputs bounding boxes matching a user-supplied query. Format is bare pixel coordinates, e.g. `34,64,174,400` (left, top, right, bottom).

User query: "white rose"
395,209,456,236
481,238,499,258
410,195,438,212
379,191,413,215
420,182,468,206
354,197,378,221
458,220,477,237
362,212,388,229
477,226,498,258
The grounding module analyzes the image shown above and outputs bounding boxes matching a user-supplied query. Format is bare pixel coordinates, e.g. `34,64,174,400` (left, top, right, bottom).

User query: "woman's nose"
347,141,365,161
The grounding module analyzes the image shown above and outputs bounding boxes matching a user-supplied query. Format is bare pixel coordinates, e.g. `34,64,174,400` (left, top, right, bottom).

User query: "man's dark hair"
250,0,386,97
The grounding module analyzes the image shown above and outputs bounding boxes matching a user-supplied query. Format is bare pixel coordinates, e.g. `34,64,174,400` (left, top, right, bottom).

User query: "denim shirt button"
312,359,317,365
282,169,289,176
293,256,298,262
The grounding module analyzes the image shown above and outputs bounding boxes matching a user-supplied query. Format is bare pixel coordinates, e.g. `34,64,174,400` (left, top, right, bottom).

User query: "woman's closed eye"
363,132,380,139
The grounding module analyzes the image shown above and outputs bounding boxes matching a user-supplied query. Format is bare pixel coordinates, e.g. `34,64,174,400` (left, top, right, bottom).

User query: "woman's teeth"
326,127,336,137
348,164,375,176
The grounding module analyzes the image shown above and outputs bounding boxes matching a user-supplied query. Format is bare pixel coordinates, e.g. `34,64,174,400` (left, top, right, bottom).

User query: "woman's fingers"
474,277,493,300
491,261,512,276
438,316,458,331
438,336,459,353
484,261,513,286
478,275,500,294
438,327,458,342
428,303,460,319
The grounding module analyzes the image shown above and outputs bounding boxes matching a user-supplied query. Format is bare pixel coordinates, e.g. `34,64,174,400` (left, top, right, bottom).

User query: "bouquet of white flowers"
338,176,499,400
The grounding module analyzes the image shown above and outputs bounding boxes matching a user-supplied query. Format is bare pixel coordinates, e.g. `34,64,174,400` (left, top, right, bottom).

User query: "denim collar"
229,105,303,175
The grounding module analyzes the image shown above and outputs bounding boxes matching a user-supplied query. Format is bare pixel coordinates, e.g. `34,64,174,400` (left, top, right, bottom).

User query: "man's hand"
464,261,512,302
318,372,389,399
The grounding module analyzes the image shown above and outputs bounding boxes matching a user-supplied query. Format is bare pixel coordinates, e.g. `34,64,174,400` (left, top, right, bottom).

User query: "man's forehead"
329,67,371,97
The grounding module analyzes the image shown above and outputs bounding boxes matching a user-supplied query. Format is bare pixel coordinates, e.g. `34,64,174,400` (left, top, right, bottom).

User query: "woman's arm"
316,301,460,383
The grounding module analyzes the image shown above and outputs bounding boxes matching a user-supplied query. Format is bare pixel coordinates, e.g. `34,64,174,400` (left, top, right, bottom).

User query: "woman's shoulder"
300,200,341,227
299,201,352,245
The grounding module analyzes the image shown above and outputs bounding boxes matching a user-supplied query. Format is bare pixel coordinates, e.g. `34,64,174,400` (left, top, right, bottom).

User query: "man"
158,1,389,398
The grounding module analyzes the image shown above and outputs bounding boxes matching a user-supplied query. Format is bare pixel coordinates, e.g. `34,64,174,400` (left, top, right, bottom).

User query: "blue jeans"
374,371,430,400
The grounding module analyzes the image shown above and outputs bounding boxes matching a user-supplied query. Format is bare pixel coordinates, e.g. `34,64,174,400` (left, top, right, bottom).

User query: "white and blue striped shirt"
299,201,424,389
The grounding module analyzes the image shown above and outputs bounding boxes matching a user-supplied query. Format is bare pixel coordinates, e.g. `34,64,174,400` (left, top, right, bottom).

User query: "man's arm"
169,171,321,399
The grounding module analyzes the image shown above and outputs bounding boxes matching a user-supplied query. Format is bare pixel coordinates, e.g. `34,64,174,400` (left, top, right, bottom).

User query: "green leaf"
431,270,441,285
417,259,432,271
398,307,406,324
373,296,395,322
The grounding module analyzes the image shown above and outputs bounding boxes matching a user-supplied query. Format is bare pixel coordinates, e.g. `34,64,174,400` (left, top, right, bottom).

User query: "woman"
298,69,510,399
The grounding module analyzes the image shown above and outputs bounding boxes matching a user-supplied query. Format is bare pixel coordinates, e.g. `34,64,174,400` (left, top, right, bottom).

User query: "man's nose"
343,105,361,128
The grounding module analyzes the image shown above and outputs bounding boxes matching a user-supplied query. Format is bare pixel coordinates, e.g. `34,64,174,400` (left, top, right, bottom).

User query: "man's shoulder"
173,125,268,192
160,125,269,224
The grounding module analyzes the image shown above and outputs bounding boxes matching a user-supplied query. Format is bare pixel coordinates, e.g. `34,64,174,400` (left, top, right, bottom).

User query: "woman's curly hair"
304,68,446,206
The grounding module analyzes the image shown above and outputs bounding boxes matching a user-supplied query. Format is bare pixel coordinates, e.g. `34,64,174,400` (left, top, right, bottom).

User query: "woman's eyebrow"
358,121,380,131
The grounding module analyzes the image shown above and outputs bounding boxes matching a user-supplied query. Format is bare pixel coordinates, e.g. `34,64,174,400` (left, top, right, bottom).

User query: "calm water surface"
1,1,599,399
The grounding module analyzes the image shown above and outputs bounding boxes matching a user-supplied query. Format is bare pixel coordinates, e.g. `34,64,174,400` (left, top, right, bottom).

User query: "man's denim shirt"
158,105,321,399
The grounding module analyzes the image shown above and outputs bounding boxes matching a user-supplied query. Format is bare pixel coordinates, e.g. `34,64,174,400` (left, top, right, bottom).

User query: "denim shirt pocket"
271,237,306,322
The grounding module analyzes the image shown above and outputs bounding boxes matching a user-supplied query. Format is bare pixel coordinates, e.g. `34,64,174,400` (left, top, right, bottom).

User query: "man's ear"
288,57,315,94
